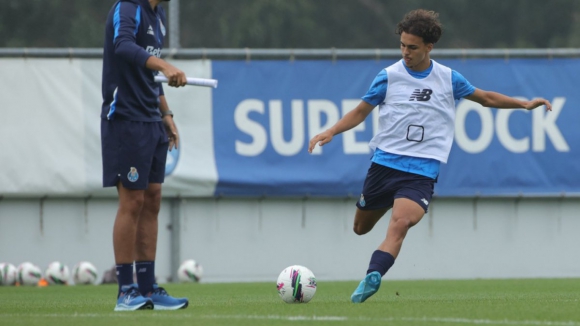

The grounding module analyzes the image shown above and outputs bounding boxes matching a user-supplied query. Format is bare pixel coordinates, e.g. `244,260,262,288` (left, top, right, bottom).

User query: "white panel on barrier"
161,60,217,197
0,59,86,195
0,58,217,197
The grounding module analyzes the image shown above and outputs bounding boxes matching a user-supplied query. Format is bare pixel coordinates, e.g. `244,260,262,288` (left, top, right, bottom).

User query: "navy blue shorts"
101,119,169,190
356,162,435,212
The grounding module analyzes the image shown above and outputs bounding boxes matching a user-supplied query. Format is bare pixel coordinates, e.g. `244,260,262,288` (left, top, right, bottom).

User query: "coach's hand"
146,57,187,87
163,116,180,151
162,65,187,88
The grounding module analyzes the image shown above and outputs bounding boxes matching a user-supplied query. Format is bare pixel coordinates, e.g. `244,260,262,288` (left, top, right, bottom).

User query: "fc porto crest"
359,194,366,207
127,167,139,182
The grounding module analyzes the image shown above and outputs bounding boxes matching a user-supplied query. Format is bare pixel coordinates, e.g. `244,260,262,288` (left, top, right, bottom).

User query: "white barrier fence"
1,197,578,283
0,58,217,197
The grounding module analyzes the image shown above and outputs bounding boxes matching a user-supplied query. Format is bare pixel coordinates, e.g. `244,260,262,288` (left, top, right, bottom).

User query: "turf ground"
1,278,579,326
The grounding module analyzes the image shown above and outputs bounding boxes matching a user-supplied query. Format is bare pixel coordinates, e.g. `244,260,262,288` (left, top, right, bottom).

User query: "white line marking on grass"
199,315,580,325
1,313,578,325
202,314,348,321
398,317,580,325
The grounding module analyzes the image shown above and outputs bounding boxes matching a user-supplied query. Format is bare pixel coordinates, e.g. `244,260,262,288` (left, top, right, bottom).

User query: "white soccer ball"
18,262,43,286
72,261,98,285
177,259,203,282
276,265,317,303
0,263,17,286
45,261,70,285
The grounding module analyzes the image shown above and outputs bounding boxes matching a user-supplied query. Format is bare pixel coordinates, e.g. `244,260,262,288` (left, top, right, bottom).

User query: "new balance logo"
137,268,146,273
409,89,433,101
421,198,429,206
147,25,155,36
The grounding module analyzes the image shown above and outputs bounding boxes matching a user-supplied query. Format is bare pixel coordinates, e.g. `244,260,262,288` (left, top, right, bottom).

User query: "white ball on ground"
45,261,70,285
0,263,17,286
18,262,43,286
72,261,98,285
177,259,203,282
276,265,317,303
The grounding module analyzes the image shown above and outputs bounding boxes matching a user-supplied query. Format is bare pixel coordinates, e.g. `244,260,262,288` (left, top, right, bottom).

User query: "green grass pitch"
1,278,579,326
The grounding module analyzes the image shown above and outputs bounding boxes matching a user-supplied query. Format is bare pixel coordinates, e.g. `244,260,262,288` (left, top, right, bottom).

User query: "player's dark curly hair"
395,9,442,44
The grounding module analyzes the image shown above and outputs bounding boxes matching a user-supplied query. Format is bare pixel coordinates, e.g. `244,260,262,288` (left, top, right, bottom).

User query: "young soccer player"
101,0,189,311
308,9,552,303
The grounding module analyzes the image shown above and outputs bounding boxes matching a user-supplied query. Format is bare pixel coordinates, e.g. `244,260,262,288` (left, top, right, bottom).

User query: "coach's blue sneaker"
148,284,189,310
114,284,154,311
351,271,381,303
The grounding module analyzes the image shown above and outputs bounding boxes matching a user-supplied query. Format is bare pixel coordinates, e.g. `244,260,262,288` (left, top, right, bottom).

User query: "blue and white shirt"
101,0,167,121
362,60,475,179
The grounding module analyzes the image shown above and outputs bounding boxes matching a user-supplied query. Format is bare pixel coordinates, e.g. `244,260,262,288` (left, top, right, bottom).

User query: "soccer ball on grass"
45,261,70,285
177,259,203,282
73,261,98,285
276,265,317,303
18,262,43,286
0,262,17,286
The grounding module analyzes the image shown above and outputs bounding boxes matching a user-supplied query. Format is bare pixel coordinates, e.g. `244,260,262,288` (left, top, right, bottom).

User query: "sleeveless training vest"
369,59,456,163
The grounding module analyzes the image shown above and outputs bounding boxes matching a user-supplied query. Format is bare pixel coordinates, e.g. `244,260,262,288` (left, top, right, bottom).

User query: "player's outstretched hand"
308,130,334,153
525,98,552,111
162,64,187,88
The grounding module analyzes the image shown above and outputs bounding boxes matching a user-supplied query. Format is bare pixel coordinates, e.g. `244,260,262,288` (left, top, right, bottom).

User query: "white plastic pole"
154,75,218,88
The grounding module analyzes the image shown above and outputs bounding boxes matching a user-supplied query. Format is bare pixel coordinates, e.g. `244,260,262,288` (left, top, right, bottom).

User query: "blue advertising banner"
211,59,579,197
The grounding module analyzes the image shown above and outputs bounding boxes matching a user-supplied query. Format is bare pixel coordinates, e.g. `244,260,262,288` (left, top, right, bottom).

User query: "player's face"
400,32,433,71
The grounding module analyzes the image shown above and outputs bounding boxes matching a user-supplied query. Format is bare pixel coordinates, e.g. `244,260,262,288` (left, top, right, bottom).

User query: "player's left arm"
160,95,179,151
466,89,552,111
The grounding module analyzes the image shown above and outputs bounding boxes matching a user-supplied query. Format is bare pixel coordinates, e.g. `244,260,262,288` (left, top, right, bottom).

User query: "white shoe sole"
114,301,154,311
152,302,188,310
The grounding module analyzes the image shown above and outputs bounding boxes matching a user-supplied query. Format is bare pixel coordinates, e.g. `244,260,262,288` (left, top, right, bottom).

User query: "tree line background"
2,0,579,49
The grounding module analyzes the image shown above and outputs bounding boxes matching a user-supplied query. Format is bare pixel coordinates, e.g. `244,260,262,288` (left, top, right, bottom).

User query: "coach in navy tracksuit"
101,0,188,311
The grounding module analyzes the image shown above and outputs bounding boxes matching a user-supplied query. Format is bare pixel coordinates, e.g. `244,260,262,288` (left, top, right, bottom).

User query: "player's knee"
120,196,145,216
391,215,413,231
353,223,371,235
144,190,162,206
133,197,146,210
144,203,161,216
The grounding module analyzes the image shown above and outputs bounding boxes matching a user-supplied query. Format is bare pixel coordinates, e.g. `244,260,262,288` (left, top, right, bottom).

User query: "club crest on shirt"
127,167,139,182
159,19,166,36
359,194,366,207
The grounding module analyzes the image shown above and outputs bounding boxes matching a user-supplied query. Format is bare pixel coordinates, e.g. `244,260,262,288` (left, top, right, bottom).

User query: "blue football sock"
116,263,135,296
366,250,395,276
135,261,155,295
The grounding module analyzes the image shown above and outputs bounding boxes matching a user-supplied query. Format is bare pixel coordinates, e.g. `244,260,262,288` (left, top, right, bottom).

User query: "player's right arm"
308,100,374,153
145,56,187,87
112,2,152,68
112,2,186,87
